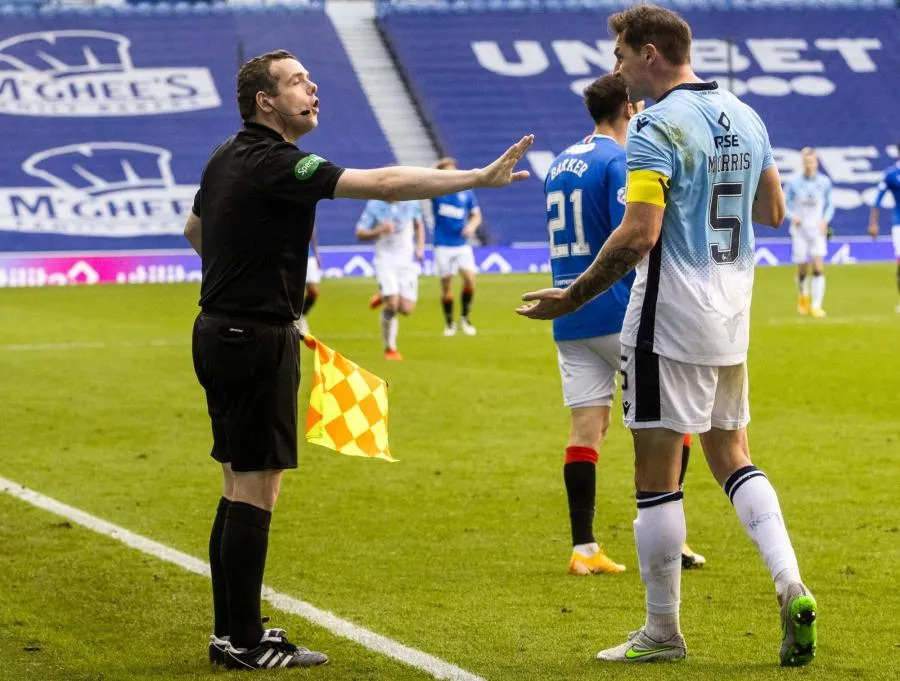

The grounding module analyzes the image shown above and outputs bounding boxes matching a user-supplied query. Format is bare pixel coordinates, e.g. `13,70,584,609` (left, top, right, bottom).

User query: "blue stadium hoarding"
0,10,395,252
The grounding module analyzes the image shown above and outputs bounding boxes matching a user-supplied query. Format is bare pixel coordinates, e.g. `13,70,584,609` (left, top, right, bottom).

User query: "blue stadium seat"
380,6,900,241
0,5,394,251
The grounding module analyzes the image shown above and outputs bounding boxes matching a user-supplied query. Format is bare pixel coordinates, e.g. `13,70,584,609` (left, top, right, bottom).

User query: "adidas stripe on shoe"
224,628,328,670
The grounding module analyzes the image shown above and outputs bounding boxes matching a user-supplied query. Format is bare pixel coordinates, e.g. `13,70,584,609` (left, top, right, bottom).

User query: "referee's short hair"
237,49,297,121
583,74,629,125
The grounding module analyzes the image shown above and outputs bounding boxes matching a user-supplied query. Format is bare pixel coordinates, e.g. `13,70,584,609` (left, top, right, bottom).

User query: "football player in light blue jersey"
432,157,482,336
356,199,425,360
784,148,834,317
868,152,900,312
545,74,703,577
296,226,321,336
519,4,816,666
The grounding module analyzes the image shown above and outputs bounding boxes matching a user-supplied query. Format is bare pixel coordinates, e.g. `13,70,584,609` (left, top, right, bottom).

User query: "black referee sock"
221,501,272,649
209,496,231,637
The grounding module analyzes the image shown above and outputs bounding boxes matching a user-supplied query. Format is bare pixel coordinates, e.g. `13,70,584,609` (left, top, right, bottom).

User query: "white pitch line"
0,475,486,681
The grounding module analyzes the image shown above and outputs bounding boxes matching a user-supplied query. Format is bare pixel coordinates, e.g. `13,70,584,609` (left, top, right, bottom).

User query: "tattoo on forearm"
569,247,642,307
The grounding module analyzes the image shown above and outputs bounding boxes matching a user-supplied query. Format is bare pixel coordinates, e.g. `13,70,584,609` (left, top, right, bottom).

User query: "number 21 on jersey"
547,189,591,259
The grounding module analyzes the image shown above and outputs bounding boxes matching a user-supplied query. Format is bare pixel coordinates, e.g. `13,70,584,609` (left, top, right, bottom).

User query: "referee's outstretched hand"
477,135,535,187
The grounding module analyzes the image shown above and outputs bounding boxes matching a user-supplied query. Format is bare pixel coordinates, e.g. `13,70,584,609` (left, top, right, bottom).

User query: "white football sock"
725,466,802,598
811,273,826,309
634,492,685,640
572,542,599,556
381,308,399,350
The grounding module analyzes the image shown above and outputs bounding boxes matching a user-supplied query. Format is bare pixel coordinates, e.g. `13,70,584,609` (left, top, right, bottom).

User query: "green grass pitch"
0,265,898,681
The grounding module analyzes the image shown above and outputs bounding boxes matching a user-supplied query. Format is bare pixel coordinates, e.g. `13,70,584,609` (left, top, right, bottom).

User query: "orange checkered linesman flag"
303,335,395,462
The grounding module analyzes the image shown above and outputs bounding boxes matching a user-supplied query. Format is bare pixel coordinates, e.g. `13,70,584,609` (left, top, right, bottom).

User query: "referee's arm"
333,134,534,201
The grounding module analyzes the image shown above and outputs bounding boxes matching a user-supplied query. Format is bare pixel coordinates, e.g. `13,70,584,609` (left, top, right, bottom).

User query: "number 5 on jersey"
709,182,743,264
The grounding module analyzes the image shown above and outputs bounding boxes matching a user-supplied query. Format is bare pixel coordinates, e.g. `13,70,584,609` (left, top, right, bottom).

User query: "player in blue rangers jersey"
432,157,482,336
868,154,900,312
784,148,834,317
519,4,816,666
545,73,703,577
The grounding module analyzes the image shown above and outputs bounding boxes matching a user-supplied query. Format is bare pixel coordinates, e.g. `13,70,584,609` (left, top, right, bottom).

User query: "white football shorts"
306,256,322,285
620,344,750,432
434,245,477,278
892,225,900,258
556,333,621,408
375,257,419,302
790,226,827,263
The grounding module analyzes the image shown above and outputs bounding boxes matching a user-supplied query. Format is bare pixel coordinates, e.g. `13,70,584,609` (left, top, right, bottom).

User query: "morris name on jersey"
621,83,773,366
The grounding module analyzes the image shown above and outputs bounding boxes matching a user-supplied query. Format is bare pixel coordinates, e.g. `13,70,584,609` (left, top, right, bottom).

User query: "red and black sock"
564,446,598,546
441,295,454,326
461,287,474,320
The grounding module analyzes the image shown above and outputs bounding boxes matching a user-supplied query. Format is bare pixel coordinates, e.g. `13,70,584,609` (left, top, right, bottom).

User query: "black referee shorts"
192,312,300,472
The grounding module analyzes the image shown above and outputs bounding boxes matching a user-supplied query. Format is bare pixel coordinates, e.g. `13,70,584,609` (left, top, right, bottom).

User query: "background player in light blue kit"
784,148,834,317
544,73,703,576
432,157,482,336
868,152,900,312
519,4,816,666
356,199,426,360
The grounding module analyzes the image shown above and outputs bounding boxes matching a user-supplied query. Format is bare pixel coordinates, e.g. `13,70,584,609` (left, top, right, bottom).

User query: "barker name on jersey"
546,134,632,342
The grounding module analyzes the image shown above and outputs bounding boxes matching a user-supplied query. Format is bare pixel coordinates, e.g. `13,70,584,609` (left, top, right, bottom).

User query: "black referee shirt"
192,122,345,323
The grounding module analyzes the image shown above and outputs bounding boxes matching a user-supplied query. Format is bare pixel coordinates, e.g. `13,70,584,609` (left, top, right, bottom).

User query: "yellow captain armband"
625,169,670,207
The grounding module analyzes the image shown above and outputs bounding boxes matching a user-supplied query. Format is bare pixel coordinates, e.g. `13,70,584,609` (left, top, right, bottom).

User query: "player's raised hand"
477,135,534,188
516,287,578,320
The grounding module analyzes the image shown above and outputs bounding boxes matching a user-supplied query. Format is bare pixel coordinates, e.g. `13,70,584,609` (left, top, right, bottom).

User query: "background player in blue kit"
544,74,703,576
520,5,816,665
432,157,482,336
868,153,900,312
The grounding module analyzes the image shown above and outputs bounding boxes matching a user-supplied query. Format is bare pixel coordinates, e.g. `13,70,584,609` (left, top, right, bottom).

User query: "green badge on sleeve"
294,154,325,180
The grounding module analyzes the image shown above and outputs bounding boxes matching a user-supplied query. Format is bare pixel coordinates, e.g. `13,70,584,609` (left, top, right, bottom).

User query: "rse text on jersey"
708,133,752,174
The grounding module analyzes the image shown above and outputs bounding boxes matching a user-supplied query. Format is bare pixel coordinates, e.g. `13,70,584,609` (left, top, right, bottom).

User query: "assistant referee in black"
184,49,533,671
